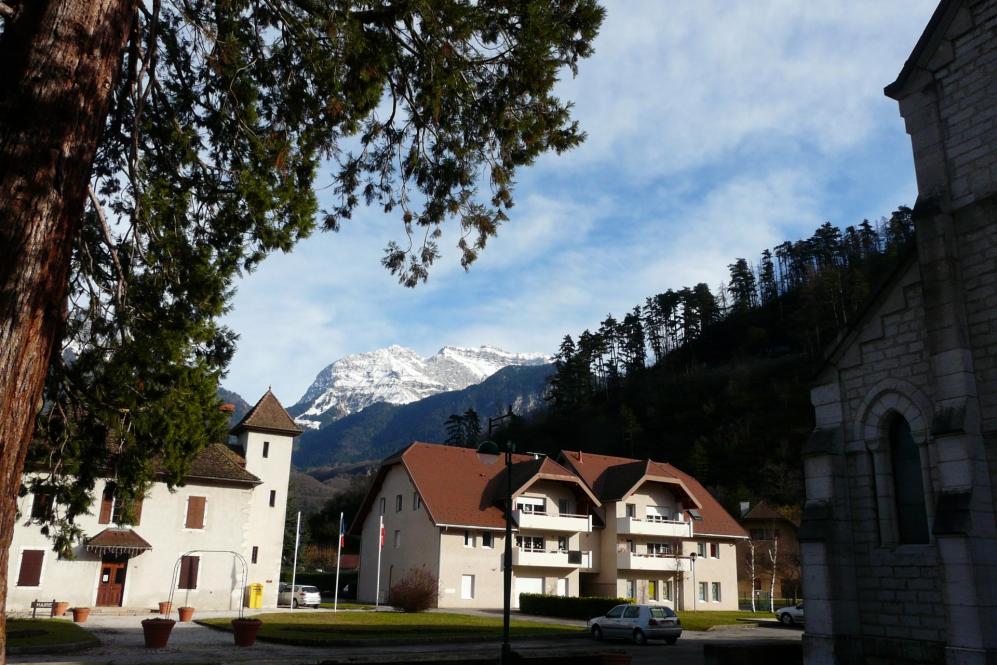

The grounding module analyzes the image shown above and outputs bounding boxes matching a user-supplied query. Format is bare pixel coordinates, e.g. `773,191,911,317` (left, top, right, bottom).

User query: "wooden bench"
30,599,57,619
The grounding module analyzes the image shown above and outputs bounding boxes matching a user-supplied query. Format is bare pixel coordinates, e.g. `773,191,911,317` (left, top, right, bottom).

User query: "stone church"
801,1,997,664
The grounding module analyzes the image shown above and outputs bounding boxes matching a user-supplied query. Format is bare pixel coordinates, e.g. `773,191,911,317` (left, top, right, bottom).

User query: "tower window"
263,441,270,458
269,490,276,507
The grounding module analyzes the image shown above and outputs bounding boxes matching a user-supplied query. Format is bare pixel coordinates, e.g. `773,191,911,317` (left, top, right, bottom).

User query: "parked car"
278,583,322,608
776,602,804,625
587,604,682,645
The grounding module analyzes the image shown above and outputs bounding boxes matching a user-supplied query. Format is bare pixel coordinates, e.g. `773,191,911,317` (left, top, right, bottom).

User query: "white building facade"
354,443,746,610
6,390,299,612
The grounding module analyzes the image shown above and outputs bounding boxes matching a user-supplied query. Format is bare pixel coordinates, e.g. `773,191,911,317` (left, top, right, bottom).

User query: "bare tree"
767,534,780,613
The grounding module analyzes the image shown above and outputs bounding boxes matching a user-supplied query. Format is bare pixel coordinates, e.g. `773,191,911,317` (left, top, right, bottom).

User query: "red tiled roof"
559,450,748,539
230,390,302,436
352,442,594,533
86,528,152,555
185,443,261,485
742,501,800,528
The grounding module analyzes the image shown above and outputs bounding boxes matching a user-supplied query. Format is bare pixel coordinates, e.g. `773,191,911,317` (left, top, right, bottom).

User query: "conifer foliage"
0,1,604,647
540,207,915,508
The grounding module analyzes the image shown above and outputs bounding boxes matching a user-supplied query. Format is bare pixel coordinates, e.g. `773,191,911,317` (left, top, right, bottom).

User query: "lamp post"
476,437,515,665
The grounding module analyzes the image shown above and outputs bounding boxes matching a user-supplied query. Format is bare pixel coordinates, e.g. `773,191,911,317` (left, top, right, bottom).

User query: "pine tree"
759,250,778,304
445,415,465,447
463,409,482,446
727,259,758,312
0,1,605,645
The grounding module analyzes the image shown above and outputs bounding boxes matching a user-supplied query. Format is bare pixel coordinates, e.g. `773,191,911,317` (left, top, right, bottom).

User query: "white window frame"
664,580,673,601
516,535,544,551
710,542,720,559
697,542,707,557
516,496,546,514
712,582,722,602
698,582,707,602
463,530,475,548
481,532,494,549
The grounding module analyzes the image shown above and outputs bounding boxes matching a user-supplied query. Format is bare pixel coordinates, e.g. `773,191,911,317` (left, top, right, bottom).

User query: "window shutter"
132,495,144,526
98,487,114,525
186,496,206,528
179,555,199,589
17,550,44,586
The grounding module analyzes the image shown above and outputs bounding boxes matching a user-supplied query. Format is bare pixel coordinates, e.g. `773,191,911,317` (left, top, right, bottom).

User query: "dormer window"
516,496,545,514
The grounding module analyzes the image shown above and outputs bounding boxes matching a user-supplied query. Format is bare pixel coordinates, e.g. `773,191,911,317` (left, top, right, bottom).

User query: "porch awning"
86,528,152,557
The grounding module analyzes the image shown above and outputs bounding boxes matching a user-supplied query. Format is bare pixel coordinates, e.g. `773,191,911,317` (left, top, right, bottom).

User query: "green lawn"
200,611,581,645
675,610,771,631
7,619,98,649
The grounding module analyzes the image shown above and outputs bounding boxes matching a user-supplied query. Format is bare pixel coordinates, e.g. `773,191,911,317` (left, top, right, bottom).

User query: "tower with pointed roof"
232,389,302,609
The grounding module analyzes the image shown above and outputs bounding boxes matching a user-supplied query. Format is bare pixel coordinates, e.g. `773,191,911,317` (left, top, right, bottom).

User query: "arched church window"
890,415,929,544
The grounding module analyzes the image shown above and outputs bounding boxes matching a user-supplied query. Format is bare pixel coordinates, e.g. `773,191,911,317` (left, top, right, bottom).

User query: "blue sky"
222,1,938,404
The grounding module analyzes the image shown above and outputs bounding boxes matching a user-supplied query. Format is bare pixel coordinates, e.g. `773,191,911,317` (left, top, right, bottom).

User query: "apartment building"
353,443,746,610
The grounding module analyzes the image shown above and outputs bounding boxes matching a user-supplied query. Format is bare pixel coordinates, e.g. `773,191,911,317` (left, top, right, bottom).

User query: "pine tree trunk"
0,1,134,660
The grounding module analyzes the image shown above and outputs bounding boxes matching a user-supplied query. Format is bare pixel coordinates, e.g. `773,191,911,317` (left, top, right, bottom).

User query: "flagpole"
290,510,301,611
375,515,384,609
334,511,343,612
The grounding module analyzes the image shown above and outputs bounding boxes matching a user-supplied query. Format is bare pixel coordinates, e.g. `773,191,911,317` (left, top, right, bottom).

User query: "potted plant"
52,601,70,617
71,607,91,623
231,617,263,646
157,601,172,615
141,618,176,648
177,606,195,622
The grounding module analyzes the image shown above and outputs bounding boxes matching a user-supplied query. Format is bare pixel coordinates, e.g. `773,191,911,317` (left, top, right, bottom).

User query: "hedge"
518,593,633,620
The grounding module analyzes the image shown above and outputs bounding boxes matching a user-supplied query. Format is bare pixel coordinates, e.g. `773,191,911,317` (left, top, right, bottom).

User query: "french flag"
379,515,385,550
339,513,346,549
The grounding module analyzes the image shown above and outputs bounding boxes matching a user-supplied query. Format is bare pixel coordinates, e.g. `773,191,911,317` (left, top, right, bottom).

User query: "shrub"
518,593,633,620
388,567,439,612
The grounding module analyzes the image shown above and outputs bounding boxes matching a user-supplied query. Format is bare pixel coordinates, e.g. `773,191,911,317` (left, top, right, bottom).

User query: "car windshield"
649,607,675,618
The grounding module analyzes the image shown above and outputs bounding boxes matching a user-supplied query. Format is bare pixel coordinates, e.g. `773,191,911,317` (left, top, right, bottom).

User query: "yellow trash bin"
248,583,264,609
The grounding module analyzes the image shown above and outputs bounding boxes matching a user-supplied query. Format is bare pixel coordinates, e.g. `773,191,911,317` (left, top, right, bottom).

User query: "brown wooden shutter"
178,555,199,589
17,550,44,586
185,496,205,529
132,495,143,526
98,487,114,524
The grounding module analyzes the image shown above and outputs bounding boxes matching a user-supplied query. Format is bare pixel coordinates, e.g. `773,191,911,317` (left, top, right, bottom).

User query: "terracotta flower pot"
52,601,70,617
158,601,172,615
231,618,262,647
71,607,91,623
141,618,176,648
177,606,195,622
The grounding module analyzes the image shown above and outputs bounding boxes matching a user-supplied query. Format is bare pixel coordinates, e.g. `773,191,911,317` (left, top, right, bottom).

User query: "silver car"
278,583,322,608
776,602,804,625
587,604,682,645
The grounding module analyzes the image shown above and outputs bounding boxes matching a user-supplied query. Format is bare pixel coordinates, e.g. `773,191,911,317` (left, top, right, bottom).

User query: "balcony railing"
616,551,692,572
512,547,593,569
513,510,592,533
616,516,692,538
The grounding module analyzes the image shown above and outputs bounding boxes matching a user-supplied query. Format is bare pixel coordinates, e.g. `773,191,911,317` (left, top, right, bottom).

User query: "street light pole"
501,441,513,665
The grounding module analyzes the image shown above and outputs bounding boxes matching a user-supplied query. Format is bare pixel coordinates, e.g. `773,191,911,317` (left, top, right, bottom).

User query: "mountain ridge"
288,344,550,430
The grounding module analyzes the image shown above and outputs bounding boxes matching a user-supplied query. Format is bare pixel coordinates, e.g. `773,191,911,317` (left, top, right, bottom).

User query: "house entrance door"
96,559,128,606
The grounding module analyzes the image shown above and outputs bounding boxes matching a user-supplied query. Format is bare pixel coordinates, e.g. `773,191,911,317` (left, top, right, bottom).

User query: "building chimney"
740,501,750,518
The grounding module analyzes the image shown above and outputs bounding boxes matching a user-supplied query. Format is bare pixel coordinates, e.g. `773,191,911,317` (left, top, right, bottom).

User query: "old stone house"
7,390,300,612
801,1,997,663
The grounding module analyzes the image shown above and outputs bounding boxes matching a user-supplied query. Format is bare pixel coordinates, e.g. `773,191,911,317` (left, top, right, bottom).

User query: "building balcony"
616,516,692,538
616,551,692,572
513,510,592,533
512,548,593,569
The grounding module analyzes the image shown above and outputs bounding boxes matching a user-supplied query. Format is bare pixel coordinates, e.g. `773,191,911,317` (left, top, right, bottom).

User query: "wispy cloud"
222,1,935,403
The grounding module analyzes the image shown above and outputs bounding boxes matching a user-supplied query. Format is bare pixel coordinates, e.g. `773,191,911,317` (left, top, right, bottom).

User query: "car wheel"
591,626,603,641
292,598,299,609
779,612,793,625
665,637,678,646
632,629,647,646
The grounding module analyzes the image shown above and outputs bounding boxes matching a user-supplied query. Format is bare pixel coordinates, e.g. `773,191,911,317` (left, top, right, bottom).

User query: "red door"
96,560,127,606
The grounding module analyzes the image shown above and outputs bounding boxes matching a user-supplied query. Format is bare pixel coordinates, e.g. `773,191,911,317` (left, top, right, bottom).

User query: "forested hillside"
501,207,916,510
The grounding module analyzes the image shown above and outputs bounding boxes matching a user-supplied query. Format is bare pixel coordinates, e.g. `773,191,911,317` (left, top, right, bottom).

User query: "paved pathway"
9,610,802,665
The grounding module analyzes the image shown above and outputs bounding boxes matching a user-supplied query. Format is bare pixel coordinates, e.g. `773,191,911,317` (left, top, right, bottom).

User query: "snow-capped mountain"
289,345,550,429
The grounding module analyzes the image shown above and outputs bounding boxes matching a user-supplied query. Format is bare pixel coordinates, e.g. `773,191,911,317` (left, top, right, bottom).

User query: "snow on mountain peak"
291,345,551,429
